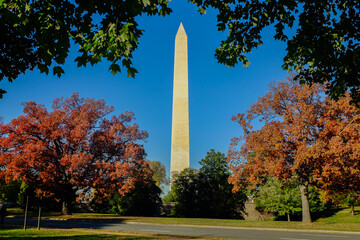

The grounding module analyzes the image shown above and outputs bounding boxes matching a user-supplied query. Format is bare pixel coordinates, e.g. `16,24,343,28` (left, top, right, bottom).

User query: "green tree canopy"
171,149,247,218
2,1,358,103
0,180,21,203
108,179,161,216
190,0,360,103
170,168,198,217
255,177,328,221
148,160,169,189
0,0,171,98
327,190,360,216
254,177,302,221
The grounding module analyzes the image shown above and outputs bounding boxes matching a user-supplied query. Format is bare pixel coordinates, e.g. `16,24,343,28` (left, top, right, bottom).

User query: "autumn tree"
0,0,171,98
313,92,360,215
190,0,360,103
315,94,360,195
91,163,162,216
228,77,360,223
0,93,150,214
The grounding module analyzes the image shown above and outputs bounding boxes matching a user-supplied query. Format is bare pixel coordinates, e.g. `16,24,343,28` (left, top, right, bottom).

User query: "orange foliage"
228,77,360,194
0,93,150,204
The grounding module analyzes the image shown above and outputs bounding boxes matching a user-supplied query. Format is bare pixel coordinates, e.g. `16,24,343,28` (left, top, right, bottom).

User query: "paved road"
5,217,360,240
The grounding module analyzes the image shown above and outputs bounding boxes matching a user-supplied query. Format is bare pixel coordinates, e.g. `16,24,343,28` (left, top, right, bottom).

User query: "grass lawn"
125,207,360,232
0,226,219,239
316,207,360,223
6,206,360,232
126,216,360,232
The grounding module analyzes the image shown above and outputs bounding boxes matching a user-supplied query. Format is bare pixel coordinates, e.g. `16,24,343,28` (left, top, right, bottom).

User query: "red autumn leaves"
228,78,360,222
0,93,150,209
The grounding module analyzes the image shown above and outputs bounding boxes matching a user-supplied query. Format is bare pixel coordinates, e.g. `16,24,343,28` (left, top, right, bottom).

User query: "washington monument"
170,23,189,182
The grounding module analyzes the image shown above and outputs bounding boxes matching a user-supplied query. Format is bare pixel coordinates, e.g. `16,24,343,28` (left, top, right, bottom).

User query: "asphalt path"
4,217,360,240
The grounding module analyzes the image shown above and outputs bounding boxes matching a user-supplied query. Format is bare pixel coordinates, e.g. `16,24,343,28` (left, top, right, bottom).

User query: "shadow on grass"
0,225,153,240
0,236,144,240
2,216,127,230
353,210,360,215
265,207,344,222
311,207,344,221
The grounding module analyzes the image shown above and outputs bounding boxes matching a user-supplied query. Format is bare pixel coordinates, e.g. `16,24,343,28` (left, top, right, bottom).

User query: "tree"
0,0,171,98
254,177,301,222
315,93,360,196
307,185,328,218
255,178,327,221
330,191,360,216
196,149,246,218
171,150,247,218
0,180,22,203
190,0,360,103
109,178,161,216
148,160,169,189
171,168,198,217
0,93,150,214
228,77,360,223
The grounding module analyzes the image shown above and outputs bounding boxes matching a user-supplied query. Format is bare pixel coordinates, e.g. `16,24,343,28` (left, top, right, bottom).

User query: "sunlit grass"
6,206,360,232
0,228,115,239
0,226,218,239
126,216,360,232
316,206,360,223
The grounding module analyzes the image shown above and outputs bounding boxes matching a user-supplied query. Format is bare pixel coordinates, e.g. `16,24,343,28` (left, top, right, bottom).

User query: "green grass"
6,206,360,232
7,208,122,218
0,227,156,240
0,226,221,240
316,207,360,223
126,216,360,232
6,208,62,218
124,207,360,232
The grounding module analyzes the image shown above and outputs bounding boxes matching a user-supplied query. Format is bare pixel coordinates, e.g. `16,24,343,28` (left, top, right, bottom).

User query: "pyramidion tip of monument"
177,22,186,35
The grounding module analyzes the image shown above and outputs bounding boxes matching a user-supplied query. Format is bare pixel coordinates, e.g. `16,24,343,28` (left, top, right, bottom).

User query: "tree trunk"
351,205,355,216
300,182,311,223
61,201,71,215
287,212,290,222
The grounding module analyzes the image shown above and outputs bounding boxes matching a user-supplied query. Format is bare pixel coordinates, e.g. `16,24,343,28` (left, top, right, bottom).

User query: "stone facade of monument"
170,23,190,182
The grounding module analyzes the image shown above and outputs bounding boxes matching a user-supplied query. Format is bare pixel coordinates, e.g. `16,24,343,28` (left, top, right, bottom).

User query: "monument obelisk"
170,23,189,183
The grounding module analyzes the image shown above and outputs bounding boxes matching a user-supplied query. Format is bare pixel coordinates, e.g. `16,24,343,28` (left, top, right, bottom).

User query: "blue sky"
0,1,290,180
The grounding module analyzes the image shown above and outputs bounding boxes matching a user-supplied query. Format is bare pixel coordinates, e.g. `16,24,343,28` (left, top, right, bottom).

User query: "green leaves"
171,149,247,218
254,178,302,220
0,89,6,99
141,0,151,6
191,0,360,103
38,64,49,75
148,161,169,188
198,6,207,14
109,63,121,76
127,67,138,78
53,66,64,78
0,0,172,97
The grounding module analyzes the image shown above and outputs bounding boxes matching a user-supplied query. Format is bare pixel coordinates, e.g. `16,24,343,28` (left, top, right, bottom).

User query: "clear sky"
0,1,290,181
